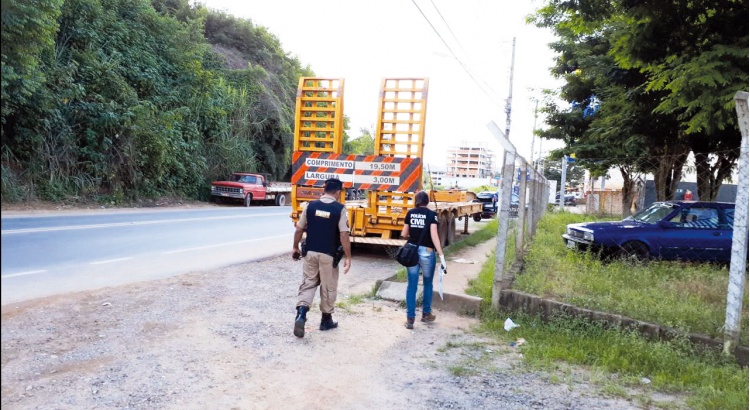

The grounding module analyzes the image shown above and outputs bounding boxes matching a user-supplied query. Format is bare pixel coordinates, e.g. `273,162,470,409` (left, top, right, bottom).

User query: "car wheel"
244,193,252,207
617,241,649,262
473,213,482,222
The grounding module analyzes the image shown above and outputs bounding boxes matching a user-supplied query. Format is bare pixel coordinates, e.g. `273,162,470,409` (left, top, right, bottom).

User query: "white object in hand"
504,318,520,332
439,254,447,273
438,267,444,301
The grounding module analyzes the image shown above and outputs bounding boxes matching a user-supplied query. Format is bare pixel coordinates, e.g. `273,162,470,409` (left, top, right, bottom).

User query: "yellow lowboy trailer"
289,77,481,248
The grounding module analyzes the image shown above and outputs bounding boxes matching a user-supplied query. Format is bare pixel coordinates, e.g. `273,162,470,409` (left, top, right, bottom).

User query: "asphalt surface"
1,206,295,304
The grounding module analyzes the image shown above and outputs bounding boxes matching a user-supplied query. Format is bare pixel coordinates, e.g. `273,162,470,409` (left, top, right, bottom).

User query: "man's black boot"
294,306,308,338
319,313,338,331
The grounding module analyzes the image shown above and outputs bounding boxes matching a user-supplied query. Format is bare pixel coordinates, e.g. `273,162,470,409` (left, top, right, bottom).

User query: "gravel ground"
1,252,677,409
1,207,680,409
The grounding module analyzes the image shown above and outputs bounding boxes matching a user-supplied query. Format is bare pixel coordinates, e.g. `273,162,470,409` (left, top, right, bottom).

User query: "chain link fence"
487,122,550,309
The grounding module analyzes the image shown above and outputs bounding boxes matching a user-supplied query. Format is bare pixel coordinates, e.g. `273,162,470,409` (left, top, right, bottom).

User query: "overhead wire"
428,0,468,56
427,0,505,103
410,0,504,107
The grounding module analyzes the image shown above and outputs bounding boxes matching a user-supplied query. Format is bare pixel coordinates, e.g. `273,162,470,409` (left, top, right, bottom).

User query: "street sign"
291,151,422,191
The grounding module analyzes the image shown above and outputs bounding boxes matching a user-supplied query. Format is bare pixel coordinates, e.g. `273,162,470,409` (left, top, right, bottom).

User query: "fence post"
534,169,546,233
515,160,529,262
487,121,517,310
559,156,568,208
724,91,750,355
526,167,537,237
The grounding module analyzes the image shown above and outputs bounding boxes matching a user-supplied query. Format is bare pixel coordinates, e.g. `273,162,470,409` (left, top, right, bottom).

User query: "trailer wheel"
275,193,287,206
244,193,253,207
473,213,482,222
437,214,449,247
447,216,456,245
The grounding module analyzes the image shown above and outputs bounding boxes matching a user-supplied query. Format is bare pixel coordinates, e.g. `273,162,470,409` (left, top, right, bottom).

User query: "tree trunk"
652,146,689,201
694,151,738,201
619,166,635,218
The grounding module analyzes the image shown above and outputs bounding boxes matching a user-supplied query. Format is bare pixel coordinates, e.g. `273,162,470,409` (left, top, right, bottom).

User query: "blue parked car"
562,201,735,262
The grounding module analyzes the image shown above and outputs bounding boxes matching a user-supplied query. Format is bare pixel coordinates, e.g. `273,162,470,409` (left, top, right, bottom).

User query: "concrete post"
487,121,517,310
724,91,750,355
559,156,568,208
526,168,536,238
516,161,528,262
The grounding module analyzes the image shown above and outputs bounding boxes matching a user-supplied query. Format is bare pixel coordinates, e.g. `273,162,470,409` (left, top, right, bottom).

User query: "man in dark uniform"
291,178,352,338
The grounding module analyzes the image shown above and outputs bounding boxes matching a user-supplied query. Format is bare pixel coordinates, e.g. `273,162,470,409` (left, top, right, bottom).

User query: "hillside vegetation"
1,0,313,203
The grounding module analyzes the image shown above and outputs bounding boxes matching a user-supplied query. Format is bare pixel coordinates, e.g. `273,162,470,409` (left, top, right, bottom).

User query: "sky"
201,0,565,171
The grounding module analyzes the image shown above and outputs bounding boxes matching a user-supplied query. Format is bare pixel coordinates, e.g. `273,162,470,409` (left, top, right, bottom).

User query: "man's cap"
324,178,343,192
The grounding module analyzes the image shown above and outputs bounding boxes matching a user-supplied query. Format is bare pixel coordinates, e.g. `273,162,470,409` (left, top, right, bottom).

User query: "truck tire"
473,213,482,222
437,214,449,248
275,193,287,206
244,193,253,207
447,216,456,245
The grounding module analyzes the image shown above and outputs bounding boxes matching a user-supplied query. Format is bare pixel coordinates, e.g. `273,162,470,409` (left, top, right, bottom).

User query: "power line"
410,0,504,107
428,0,468,56
428,0,504,103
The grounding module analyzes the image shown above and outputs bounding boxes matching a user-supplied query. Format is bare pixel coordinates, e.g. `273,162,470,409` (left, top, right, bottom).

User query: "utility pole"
504,37,516,140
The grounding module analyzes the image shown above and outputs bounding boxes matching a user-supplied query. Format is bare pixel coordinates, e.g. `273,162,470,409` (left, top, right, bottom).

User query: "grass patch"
477,311,748,410
466,211,749,410
335,292,369,312
447,364,477,377
517,212,749,344
444,218,499,254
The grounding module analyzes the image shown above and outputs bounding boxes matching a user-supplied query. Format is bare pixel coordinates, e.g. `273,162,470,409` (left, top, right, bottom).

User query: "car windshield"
630,202,677,223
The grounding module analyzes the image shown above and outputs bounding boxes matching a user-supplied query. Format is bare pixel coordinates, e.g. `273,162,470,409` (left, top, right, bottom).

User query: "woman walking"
400,191,447,329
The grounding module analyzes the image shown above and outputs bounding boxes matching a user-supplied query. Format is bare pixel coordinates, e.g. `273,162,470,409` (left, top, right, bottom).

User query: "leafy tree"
343,126,375,155
0,0,63,122
532,3,685,212
1,0,315,203
610,0,747,201
533,0,747,205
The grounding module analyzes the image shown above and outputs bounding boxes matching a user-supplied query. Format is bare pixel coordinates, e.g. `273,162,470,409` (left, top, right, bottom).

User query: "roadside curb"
375,280,482,317
499,289,749,367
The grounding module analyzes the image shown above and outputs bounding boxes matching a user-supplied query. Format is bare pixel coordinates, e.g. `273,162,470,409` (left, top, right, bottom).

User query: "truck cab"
211,173,267,207
211,172,294,207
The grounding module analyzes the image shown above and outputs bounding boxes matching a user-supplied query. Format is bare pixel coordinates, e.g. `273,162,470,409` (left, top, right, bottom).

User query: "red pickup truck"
210,173,292,206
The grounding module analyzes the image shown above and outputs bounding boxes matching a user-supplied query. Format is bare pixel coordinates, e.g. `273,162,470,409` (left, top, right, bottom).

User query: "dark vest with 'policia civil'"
305,200,344,257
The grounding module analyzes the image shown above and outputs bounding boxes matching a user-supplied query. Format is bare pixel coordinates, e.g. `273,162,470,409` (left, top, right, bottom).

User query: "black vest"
305,200,344,257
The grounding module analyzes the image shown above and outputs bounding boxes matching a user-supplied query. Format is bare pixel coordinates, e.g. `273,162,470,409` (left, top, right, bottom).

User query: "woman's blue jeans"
406,246,436,319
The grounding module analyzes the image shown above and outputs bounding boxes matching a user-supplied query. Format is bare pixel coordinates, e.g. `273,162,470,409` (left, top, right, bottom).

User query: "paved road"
1,206,294,304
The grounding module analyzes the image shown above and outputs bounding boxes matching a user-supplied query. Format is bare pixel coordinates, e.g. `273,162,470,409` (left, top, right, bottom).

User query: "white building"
446,142,495,179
